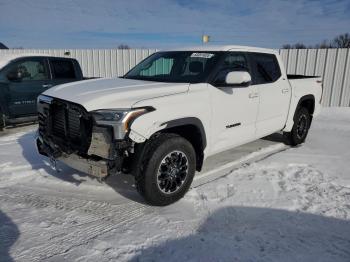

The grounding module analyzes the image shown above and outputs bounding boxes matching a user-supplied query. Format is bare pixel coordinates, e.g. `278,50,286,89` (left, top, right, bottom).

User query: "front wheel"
284,107,311,146
0,109,4,131
135,133,196,206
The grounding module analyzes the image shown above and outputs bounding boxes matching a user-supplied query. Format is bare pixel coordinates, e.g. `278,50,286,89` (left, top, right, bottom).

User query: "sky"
0,0,350,49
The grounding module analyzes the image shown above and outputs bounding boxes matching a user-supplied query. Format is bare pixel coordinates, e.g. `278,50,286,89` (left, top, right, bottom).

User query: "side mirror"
7,70,23,82
225,71,251,87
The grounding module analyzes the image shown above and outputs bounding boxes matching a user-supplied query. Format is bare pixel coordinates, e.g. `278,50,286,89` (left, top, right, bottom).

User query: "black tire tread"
134,133,196,206
284,107,311,146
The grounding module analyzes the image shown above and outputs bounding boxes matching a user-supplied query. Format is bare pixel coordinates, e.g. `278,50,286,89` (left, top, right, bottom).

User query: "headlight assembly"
91,107,153,139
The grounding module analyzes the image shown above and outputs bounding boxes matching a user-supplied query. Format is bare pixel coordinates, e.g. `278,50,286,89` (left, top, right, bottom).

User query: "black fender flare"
160,117,207,171
160,117,207,150
293,94,315,121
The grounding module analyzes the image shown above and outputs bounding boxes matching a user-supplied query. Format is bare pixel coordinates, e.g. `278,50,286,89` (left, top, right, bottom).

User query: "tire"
0,109,4,131
135,133,196,206
284,107,311,146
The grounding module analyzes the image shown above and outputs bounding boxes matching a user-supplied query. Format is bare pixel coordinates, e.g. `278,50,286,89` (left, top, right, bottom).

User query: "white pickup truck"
37,45,322,205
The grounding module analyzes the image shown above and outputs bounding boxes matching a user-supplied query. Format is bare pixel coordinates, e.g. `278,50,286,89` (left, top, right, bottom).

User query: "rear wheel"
284,107,311,146
135,133,196,206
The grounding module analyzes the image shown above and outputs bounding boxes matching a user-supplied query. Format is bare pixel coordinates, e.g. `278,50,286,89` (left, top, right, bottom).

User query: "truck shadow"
129,206,350,262
0,210,20,262
261,132,287,143
18,131,145,204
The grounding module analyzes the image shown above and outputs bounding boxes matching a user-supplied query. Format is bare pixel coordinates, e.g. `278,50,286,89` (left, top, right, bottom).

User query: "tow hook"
49,155,60,172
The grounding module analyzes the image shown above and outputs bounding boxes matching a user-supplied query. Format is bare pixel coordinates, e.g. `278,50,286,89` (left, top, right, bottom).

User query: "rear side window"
249,53,281,84
50,60,76,79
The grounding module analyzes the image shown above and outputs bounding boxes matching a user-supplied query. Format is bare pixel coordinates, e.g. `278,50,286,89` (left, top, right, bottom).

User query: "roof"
0,53,71,69
163,45,277,54
0,42,8,49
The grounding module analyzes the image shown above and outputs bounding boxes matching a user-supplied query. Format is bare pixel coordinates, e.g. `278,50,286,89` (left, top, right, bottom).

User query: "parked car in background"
37,45,322,205
0,54,84,129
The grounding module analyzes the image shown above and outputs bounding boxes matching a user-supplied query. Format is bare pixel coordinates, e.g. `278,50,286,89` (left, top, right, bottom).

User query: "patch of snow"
0,108,349,261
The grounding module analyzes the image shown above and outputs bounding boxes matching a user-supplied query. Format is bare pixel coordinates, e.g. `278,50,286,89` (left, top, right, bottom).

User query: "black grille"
39,99,92,154
52,105,66,138
52,103,82,141
38,111,48,138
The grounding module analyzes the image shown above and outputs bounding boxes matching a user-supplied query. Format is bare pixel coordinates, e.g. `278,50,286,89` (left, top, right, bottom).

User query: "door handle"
42,84,53,88
249,93,259,98
282,88,289,94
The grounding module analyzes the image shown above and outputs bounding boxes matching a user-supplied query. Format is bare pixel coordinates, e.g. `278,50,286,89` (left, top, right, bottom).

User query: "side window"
7,59,49,81
214,52,249,85
50,60,76,79
250,53,281,84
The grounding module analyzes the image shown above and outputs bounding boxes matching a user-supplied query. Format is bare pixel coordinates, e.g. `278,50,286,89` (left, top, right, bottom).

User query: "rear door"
209,52,259,154
6,57,51,117
49,58,79,86
247,52,291,138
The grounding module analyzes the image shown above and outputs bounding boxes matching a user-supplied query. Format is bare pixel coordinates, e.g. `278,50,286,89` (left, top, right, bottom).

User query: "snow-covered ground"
0,108,350,262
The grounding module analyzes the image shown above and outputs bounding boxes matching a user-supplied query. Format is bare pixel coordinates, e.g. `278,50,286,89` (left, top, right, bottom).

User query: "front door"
209,52,259,155
6,58,51,117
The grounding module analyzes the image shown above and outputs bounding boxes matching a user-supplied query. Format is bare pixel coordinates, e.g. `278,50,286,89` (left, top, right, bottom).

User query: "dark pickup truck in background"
0,55,84,129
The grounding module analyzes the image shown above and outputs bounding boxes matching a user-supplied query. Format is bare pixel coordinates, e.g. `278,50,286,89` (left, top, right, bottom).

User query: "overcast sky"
0,0,349,49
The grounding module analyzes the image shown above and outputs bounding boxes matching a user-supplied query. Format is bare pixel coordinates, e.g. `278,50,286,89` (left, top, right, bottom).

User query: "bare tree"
332,33,350,48
117,44,130,49
293,43,307,49
315,40,333,49
282,44,292,49
281,33,350,49
282,43,307,49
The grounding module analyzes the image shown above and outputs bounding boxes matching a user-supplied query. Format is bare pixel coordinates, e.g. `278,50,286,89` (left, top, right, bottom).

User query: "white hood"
43,77,189,111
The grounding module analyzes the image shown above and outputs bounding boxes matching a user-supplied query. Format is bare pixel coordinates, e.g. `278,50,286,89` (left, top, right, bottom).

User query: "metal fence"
279,49,350,107
1,48,349,106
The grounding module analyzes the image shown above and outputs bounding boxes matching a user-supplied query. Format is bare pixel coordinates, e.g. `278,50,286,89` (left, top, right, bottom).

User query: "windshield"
124,51,222,83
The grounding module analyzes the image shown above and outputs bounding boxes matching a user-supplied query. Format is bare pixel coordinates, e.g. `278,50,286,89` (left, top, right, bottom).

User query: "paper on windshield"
190,53,215,59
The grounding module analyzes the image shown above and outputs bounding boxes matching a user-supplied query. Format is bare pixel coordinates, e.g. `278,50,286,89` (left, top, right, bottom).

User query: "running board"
192,143,288,187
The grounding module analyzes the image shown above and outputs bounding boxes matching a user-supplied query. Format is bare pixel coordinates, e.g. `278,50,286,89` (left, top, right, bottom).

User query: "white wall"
1,48,349,106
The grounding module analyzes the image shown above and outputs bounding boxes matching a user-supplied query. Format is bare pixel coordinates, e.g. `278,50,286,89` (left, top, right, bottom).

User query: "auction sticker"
191,53,215,59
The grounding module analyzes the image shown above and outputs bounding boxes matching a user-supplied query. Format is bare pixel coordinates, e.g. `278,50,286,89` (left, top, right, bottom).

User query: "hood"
43,77,189,111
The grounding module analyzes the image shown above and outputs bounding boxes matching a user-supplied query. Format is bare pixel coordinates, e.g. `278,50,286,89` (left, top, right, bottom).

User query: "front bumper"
36,137,109,178
36,97,133,178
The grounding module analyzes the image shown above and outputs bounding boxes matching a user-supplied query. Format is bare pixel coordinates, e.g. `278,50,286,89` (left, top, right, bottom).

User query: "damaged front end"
36,95,145,179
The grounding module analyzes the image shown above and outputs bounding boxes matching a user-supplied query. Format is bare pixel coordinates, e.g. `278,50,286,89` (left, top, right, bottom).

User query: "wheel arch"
284,94,315,132
294,94,315,120
158,117,207,172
